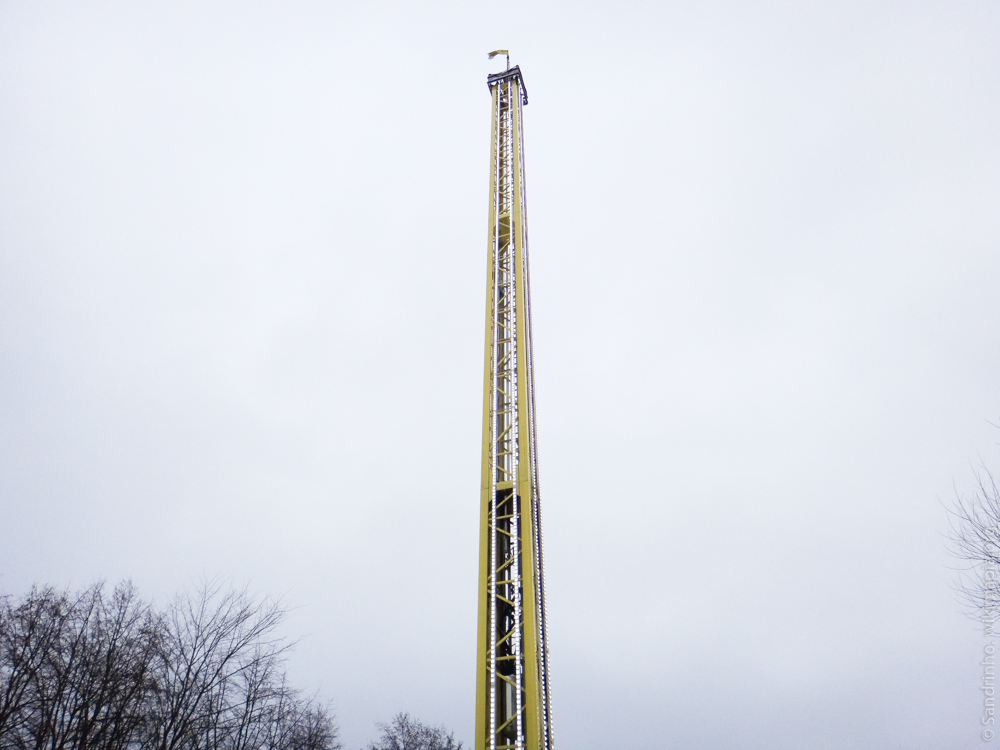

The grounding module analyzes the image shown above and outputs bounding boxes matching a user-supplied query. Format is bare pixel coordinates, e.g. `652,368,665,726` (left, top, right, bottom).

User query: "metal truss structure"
475,59,552,750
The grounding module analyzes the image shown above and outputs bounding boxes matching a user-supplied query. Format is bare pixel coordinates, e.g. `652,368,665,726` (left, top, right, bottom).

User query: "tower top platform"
486,65,528,105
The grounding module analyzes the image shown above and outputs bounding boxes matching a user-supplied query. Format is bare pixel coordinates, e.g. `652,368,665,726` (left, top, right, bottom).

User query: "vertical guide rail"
477,64,551,750
514,84,553,750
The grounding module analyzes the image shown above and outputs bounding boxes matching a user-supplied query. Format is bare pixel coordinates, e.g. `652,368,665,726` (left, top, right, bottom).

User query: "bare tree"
0,582,161,750
285,701,340,750
947,465,1000,628
141,580,292,750
0,580,340,750
38,582,160,750
0,587,73,745
365,713,462,750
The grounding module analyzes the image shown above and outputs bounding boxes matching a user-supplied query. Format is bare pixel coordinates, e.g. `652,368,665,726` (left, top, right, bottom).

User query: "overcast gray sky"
2,1,999,748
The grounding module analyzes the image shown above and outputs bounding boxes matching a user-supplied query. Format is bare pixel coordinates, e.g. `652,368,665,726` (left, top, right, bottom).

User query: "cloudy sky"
2,1,999,748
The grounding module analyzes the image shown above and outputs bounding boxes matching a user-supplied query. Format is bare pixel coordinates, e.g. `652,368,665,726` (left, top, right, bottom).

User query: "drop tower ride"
475,53,553,750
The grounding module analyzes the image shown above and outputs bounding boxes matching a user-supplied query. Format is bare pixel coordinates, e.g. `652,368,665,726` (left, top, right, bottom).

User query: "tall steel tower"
475,54,552,750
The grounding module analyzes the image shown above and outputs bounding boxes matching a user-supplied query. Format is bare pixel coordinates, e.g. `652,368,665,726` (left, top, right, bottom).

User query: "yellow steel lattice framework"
475,58,552,750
